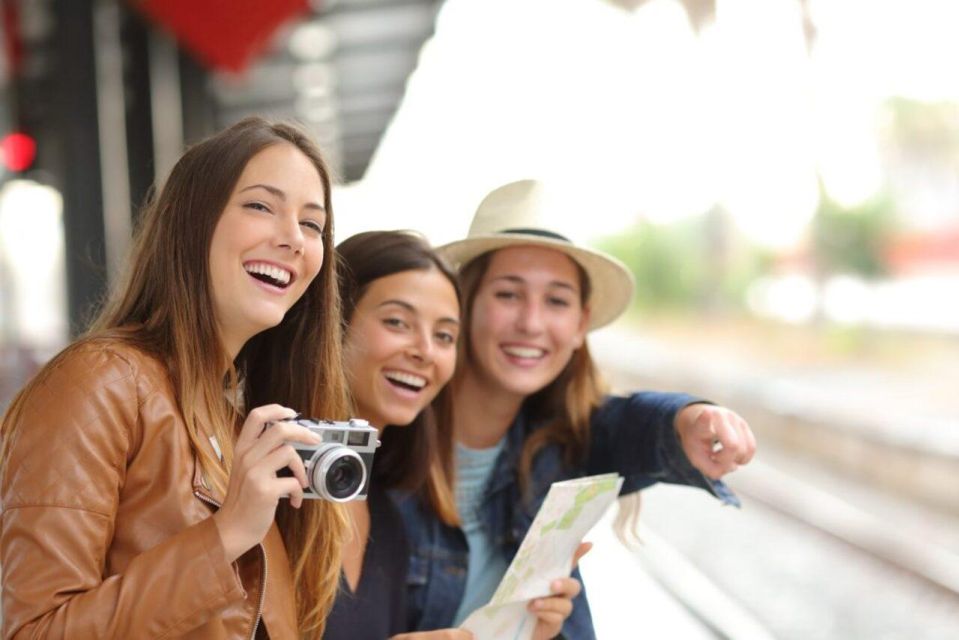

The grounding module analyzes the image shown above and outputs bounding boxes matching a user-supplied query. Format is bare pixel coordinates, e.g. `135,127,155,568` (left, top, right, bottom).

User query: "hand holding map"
460,473,625,640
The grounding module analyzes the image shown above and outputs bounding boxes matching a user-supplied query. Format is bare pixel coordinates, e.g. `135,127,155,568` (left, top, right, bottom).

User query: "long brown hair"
449,250,608,492
336,230,459,525
0,117,348,636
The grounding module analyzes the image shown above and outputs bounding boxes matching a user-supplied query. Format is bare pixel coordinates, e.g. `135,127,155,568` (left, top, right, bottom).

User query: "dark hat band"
499,227,571,243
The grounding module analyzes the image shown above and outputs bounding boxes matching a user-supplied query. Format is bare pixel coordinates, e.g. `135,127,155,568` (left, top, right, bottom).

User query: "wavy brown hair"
0,117,348,636
336,230,460,525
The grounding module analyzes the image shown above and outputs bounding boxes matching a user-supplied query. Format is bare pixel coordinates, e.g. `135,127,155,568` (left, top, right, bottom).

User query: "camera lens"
325,456,363,500
309,445,367,502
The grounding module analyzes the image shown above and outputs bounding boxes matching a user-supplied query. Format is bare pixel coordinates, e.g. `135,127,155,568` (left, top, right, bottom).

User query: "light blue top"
452,438,509,625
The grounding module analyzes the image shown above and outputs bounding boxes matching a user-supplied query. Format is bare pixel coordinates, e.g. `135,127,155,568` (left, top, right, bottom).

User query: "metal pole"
93,0,132,281
53,0,107,335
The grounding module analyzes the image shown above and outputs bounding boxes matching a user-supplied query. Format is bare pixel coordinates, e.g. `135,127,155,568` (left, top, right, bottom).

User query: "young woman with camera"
329,230,584,640
1,118,348,639
395,180,758,639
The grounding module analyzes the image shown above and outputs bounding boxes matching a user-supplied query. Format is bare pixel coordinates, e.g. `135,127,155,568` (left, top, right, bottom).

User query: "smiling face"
208,142,327,357
343,267,460,429
466,245,590,401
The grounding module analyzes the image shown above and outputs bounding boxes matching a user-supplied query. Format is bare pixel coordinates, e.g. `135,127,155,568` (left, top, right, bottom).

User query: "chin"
488,367,549,394
385,411,419,428
254,311,288,332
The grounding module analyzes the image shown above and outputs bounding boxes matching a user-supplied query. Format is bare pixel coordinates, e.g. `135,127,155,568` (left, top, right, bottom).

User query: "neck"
218,319,257,366
452,366,524,449
219,331,244,367
220,345,240,379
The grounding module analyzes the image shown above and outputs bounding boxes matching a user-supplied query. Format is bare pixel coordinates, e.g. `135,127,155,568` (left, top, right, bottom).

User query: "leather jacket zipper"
249,547,267,640
193,489,267,639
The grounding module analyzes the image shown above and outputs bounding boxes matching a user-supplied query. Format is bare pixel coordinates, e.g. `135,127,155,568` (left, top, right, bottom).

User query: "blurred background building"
1,1,958,638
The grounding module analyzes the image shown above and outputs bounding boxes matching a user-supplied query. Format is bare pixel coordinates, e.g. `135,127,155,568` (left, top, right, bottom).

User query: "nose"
275,212,305,254
516,299,545,335
407,327,435,365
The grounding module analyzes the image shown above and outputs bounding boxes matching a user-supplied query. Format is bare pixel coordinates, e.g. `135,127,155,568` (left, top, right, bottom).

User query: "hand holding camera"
212,404,323,562
212,406,381,562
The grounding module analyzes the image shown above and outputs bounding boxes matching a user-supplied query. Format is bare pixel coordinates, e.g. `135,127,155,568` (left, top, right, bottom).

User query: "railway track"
629,450,959,640
729,457,959,599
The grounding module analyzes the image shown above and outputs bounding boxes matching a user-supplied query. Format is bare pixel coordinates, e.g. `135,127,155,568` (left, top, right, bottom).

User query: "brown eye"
436,331,456,345
383,317,408,330
300,219,324,235
245,201,271,213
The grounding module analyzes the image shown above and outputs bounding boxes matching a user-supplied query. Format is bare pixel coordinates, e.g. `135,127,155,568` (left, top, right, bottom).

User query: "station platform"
589,321,959,514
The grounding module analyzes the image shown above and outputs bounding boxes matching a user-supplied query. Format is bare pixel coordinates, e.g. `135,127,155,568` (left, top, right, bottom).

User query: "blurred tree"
598,219,705,311
598,213,769,313
879,98,959,233
883,98,959,165
811,183,895,279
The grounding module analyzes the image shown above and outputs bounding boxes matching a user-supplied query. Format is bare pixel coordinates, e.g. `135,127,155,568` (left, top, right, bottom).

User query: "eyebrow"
239,183,326,212
377,299,460,325
491,274,579,293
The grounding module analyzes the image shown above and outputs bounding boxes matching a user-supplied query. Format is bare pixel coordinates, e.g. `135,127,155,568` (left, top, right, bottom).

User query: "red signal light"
2,133,37,172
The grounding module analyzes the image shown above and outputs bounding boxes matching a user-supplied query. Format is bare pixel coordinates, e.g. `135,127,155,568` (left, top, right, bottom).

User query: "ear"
573,305,591,349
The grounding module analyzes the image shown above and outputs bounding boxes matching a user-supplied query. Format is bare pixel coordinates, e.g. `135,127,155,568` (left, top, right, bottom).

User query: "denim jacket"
393,391,739,639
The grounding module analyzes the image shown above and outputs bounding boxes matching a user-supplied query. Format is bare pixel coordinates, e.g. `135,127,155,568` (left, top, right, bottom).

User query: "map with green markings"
460,473,624,640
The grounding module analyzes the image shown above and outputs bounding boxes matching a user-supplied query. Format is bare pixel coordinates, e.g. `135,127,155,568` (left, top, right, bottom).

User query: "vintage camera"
278,418,379,502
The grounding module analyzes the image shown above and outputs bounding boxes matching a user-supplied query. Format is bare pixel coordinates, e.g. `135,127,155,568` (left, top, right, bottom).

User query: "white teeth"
244,262,291,285
502,346,545,359
270,266,290,285
384,371,427,389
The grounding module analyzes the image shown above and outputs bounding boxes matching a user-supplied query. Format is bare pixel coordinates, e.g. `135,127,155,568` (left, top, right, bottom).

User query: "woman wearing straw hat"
326,230,583,640
395,179,756,639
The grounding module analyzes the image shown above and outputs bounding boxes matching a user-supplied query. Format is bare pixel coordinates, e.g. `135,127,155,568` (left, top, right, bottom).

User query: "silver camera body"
281,418,379,502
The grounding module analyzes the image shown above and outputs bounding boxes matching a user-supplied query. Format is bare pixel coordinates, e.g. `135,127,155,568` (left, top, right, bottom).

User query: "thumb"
572,541,593,568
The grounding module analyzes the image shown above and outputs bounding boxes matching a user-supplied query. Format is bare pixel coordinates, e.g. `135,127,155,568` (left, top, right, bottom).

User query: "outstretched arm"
674,404,756,479
587,392,753,504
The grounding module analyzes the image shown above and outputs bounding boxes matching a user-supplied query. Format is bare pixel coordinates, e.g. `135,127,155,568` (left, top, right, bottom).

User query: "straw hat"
437,179,635,330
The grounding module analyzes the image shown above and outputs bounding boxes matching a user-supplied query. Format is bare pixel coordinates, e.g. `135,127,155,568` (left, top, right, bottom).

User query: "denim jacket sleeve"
586,391,740,506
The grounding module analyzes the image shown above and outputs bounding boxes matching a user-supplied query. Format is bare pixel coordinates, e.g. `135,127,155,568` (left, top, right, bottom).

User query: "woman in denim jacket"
394,180,756,639
331,230,584,640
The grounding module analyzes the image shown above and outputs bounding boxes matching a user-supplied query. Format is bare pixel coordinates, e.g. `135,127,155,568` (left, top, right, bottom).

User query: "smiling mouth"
244,262,294,289
502,345,546,359
384,370,427,392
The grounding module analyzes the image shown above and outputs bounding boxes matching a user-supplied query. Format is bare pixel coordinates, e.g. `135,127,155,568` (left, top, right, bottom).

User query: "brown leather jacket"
1,341,298,639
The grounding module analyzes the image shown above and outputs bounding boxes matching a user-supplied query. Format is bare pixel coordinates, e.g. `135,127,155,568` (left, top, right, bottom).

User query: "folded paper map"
460,473,625,640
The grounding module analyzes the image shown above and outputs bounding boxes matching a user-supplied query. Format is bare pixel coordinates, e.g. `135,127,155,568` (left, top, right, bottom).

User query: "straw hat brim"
437,233,635,331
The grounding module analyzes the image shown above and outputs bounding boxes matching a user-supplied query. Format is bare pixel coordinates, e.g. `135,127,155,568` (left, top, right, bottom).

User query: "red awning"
133,0,310,73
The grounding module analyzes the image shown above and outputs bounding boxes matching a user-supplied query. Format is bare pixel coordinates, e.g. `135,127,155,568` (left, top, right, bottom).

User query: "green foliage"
596,213,768,312
597,219,702,310
811,185,895,279
598,182,896,315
